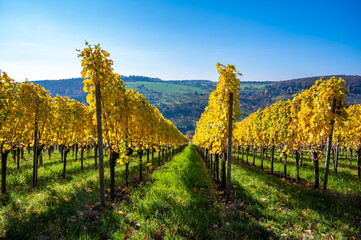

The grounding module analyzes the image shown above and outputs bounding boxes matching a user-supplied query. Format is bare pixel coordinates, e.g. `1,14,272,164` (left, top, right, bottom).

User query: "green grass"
228,148,361,239
125,81,208,94
240,83,267,91
102,145,269,239
2,146,360,239
0,148,169,239
83,145,275,240
235,149,361,194
1,146,274,239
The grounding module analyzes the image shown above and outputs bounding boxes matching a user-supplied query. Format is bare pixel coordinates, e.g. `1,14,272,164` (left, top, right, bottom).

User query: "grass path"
104,145,273,240
99,144,219,239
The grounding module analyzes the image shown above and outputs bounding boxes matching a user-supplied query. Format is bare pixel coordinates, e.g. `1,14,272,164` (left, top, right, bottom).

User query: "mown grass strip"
96,145,217,239
101,145,274,240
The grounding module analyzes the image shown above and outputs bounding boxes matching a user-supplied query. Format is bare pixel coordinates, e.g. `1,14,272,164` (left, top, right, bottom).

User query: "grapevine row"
0,43,188,200
193,63,242,198
234,77,360,189
194,69,360,192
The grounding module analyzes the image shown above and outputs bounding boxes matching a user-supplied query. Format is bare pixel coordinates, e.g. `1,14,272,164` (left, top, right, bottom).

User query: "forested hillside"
32,75,361,134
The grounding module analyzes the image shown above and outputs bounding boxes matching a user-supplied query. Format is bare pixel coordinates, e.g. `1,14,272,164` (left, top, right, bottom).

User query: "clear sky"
1,0,360,82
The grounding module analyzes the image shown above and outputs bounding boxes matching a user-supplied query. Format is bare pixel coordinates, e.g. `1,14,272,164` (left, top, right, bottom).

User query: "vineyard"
193,64,361,239
194,68,361,192
1,43,361,239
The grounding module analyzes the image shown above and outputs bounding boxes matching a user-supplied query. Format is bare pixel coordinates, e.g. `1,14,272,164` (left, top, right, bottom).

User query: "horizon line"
28,74,361,83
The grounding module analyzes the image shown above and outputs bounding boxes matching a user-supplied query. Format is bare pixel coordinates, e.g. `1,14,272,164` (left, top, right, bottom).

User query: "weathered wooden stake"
226,93,233,201
95,83,105,206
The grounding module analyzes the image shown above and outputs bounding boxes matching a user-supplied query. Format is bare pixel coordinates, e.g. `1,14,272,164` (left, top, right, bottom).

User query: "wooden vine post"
323,98,336,190
95,82,106,206
226,92,233,201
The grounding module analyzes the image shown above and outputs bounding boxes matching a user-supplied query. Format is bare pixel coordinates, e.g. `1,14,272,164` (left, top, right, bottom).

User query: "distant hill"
32,75,361,134
32,76,218,134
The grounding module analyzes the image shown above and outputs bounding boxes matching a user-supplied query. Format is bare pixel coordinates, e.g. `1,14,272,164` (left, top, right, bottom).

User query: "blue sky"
0,0,360,81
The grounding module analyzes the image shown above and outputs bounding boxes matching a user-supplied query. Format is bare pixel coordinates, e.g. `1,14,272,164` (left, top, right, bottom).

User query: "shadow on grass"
236,154,360,191
7,145,359,239
161,145,277,239
232,160,361,236
238,151,360,175
6,153,98,173
4,156,102,194
2,150,180,239
4,184,110,239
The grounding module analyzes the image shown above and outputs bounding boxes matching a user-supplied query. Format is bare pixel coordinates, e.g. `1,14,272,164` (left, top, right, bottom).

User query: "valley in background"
32,75,361,135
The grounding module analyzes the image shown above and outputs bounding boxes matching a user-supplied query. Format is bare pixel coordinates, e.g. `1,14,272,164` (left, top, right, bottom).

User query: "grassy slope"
123,81,214,133
240,83,267,90
125,81,266,94
125,81,209,94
